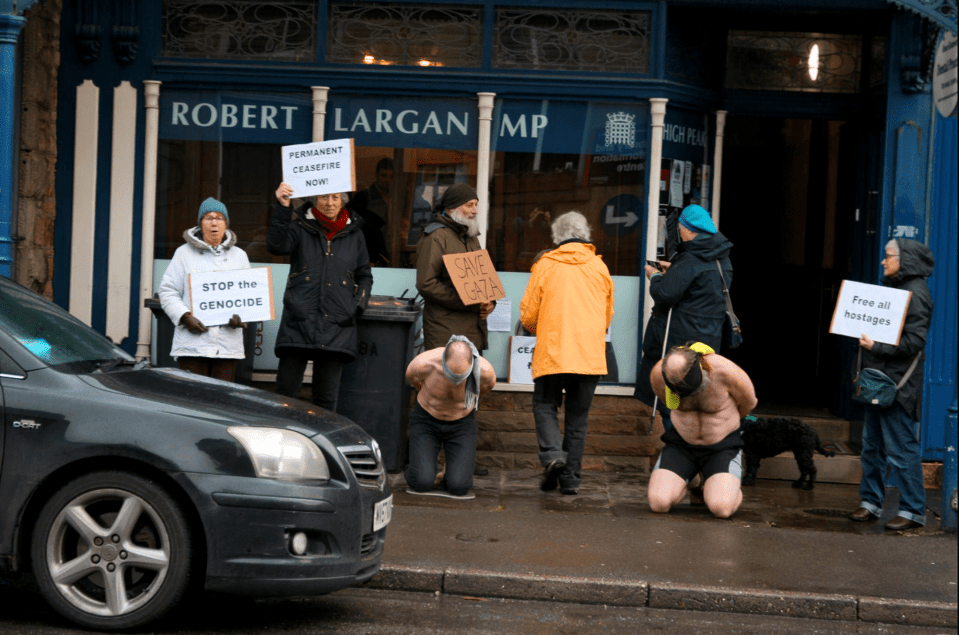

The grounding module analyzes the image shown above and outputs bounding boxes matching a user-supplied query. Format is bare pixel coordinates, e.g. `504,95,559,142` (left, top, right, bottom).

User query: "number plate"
373,495,393,532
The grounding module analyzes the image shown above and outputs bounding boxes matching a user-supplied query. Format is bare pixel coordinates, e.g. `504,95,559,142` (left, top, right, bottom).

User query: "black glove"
180,313,208,334
228,314,246,329
355,289,370,316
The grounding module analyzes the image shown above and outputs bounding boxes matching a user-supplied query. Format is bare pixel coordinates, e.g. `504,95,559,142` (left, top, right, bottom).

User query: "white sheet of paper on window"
670,160,685,208
486,298,511,332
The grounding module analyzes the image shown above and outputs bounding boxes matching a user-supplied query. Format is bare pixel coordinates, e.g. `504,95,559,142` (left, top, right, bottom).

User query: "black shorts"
653,425,744,482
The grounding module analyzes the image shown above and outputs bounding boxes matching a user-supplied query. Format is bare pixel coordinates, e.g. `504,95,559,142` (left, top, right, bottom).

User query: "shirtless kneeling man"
404,336,496,499
648,342,757,519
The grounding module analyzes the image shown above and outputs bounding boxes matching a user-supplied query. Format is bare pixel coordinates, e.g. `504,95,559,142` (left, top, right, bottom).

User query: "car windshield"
0,280,134,370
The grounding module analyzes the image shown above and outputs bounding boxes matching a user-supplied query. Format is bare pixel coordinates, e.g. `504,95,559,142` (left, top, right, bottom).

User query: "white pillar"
711,110,727,228
476,92,496,250
642,98,668,335
136,80,162,360
311,86,329,142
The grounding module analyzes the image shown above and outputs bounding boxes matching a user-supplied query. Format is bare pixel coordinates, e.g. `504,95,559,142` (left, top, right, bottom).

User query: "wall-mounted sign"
933,30,958,118
159,91,311,144
281,139,356,199
829,280,911,345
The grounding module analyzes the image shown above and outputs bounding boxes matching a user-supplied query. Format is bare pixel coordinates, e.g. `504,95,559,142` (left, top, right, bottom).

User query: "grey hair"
313,192,350,205
885,239,899,257
551,211,591,244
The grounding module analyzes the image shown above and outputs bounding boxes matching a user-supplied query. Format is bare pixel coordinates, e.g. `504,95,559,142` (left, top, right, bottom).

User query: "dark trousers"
533,373,600,490
178,357,238,382
275,350,348,412
404,402,477,496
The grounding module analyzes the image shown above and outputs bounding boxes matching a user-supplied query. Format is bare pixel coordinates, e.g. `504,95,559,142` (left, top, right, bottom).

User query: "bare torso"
407,348,496,421
651,354,757,446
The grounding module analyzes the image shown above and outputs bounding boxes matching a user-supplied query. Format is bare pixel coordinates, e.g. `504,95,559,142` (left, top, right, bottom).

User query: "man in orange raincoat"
520,211,615,495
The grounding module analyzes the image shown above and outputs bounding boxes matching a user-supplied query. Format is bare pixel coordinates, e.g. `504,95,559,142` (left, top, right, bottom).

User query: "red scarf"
313,208,349,240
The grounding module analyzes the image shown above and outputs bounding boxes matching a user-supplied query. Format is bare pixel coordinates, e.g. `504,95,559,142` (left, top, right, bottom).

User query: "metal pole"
311,86,329,142
476,92,496,250
711,110,727,229
943,400,958,532
643,98,668,336
135,81,162,360
0,15,27,279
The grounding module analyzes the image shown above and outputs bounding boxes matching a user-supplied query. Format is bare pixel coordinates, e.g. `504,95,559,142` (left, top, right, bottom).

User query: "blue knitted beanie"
678,204,716,234
197,197,229,225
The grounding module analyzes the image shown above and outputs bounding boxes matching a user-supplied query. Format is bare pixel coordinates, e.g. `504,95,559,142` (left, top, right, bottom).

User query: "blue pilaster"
0,13,26,278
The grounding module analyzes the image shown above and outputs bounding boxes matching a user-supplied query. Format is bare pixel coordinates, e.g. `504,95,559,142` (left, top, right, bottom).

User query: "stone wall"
475,392,665,474
16,0,61,298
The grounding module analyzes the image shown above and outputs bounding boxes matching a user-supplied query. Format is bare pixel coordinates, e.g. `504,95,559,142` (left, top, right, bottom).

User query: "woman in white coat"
158,197,250,381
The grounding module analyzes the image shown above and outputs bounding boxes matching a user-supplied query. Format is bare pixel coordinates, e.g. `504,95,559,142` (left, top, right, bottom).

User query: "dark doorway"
719,117,862,414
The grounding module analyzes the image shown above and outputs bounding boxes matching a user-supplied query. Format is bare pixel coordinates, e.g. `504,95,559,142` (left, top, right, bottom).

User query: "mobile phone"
646,260,663,271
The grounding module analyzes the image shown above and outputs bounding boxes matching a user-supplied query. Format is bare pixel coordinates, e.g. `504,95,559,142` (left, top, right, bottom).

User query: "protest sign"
189,267,275,326
281,138,355,199
441,249,506,305
508,335,536,384
829,280,911,345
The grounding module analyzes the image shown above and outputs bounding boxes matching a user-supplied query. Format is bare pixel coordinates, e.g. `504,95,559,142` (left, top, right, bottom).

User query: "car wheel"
30,471,193,630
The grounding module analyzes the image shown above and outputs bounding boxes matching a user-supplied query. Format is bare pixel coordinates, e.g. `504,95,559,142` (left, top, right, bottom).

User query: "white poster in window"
509,336,536,385
487,298,512,332
669,160,685,208
701,165,711,211
684,160,692,194
281,138,356,199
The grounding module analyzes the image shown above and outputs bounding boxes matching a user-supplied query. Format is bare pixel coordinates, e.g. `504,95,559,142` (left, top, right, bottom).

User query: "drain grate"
804,508,849,518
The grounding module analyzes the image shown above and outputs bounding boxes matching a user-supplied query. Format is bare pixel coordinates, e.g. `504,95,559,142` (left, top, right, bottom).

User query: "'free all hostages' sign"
189,268,276,326
441,249,507,305
281,139,356,200
829,280,912,346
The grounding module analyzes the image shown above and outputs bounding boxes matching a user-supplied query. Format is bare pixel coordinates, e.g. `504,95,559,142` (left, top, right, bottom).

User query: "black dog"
741,416,835,490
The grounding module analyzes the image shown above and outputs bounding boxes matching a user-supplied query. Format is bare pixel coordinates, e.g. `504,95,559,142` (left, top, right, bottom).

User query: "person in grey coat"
269,182,372,412
849,238,934,531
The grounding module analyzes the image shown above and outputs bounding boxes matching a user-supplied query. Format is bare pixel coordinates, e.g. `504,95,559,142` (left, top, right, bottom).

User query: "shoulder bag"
853,349,921,408
716,261,742,350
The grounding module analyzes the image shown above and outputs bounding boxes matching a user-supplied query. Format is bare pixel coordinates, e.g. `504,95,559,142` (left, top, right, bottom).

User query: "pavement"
366,467,958,628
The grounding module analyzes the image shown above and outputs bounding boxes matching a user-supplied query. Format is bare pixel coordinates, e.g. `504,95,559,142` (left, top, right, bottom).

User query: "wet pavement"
370,468,958,628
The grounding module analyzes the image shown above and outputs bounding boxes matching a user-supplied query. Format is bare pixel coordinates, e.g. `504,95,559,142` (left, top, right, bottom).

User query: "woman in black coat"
849,238,934,531
268,182,373,412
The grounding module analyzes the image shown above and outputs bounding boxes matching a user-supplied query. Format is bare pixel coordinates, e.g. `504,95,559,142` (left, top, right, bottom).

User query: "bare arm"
405,350,437,392
479,357,497,396
650,359,666,401
714,356,757,417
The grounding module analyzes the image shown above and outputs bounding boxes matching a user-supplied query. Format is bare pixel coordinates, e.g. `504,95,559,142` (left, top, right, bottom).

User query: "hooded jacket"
158,227,250,360
415,212,488,350
860,239,934,420
267,200,373,359
520,241,615,379
634,231,733,409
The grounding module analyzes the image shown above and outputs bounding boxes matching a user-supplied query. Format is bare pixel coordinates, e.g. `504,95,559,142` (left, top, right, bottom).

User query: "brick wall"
475,392,665,474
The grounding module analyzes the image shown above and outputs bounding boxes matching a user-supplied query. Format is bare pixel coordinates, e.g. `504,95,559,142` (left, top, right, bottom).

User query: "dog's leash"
649,307,672,435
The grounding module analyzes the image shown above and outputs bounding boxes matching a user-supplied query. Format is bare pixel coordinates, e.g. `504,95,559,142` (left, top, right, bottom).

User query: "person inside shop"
268,182,372,412
848,239,934,531
634,204,734,430
158,197,250,381
404,336,496,500
647,342,757,519
348,157,394,267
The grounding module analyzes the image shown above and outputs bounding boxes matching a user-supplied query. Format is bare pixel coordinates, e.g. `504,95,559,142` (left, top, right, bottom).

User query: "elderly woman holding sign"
268,182,372,412
158,197,251,381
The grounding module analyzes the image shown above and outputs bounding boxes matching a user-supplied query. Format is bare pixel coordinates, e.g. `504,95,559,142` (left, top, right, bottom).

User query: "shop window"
161,0,317,60
493,8,651,73
725,31,862,94
327,3,483,67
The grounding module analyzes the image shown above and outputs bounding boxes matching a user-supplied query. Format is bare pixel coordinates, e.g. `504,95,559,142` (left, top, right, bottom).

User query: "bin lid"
361,295,423,322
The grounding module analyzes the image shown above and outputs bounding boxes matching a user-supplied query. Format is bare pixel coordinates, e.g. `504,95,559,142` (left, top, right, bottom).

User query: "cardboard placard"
281,138,356,199
508,335,536,385
189,267,276,326
441,249,507,306
829,280,911,345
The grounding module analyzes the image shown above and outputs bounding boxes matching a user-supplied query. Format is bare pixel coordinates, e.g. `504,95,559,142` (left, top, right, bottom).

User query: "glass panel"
726,31,862,94
328,2,483,67
494,8,650,72
486,100,648,277
162,0,317,60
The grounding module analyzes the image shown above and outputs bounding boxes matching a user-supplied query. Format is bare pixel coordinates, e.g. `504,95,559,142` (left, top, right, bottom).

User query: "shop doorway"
719,117,873,416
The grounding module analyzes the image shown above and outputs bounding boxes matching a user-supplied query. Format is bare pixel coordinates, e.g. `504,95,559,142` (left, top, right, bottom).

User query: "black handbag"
853,349,921,408
716,261,742,350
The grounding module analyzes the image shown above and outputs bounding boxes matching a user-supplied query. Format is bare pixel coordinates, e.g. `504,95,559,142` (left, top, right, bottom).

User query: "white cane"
649,307,673,434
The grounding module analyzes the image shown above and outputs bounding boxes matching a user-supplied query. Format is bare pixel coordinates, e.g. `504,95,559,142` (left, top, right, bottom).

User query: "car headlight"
228,427,330,482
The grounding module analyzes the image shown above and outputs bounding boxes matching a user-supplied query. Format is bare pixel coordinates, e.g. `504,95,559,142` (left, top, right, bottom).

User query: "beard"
449,209,481,237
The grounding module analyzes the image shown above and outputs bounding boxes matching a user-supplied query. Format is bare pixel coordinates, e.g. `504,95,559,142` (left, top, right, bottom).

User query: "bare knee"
648,491,675,514
707,498,740,518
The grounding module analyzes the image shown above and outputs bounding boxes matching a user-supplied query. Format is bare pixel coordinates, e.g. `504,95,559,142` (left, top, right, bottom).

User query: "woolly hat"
437,183,478,212
678,204,716,235
197,197,229,225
